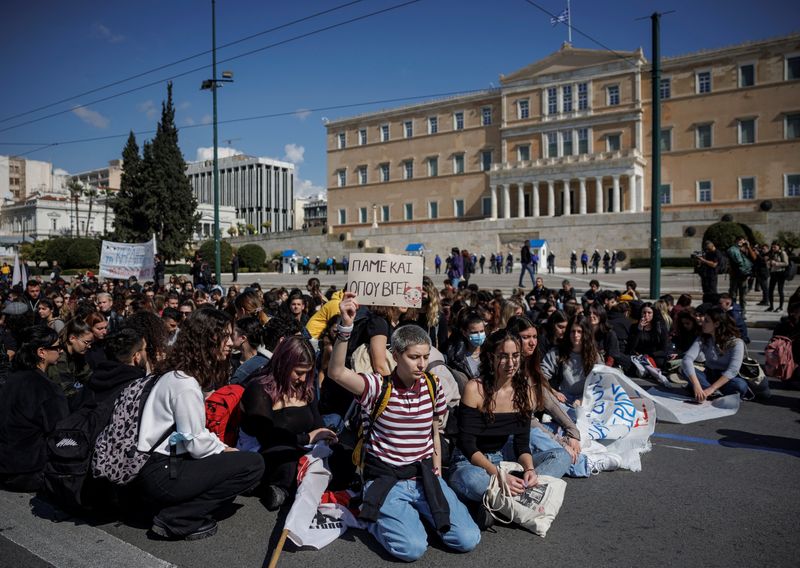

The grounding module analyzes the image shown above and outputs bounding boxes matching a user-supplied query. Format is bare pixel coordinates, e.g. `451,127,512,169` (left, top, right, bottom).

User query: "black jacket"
85,359,146,407
445,337,480,380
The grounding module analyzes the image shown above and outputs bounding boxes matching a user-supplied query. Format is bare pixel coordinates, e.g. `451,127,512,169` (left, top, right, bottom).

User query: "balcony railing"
492,148,642,172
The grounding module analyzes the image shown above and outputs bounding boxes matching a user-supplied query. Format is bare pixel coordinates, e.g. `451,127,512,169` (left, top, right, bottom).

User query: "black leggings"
768,272,786,309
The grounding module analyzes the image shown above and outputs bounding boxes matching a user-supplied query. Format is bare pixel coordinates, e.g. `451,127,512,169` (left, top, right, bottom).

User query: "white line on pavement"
657,444,696,452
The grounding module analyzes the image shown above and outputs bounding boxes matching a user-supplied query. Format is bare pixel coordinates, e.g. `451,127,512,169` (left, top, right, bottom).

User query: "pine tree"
113,131,142,242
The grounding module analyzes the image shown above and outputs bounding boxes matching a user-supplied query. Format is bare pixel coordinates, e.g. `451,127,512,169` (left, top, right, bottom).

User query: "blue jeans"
518,263,536,287
529,426,590,478
501,438,571,479
694,368,749,398
364,476,480,562
448,450,503,503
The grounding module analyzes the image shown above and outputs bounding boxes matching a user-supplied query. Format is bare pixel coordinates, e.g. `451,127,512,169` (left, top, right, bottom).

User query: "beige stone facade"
326,34,800,233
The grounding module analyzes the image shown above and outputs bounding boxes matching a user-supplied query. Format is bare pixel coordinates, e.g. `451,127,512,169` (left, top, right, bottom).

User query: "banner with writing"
98,237,156,281
346,252,423,308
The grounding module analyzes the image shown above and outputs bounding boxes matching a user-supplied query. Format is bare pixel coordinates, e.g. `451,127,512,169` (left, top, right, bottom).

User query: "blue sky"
1,0,798,197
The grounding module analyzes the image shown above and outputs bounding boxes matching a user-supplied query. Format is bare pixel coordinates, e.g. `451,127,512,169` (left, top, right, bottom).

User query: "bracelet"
337,323,354,333
523,468,535,473
336,333,351,342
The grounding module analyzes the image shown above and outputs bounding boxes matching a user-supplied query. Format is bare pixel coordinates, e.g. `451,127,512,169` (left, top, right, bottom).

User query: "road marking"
0,491,175,568
657,444,695,451
652,433,800,458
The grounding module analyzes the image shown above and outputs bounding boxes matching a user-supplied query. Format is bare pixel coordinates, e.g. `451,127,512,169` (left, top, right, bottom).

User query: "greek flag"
550,8,569,25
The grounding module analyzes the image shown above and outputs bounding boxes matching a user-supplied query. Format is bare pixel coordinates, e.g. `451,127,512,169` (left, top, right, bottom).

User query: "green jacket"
727,244,752,277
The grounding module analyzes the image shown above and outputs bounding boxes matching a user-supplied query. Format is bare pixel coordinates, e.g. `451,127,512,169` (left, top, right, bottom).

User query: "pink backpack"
764,336,797,381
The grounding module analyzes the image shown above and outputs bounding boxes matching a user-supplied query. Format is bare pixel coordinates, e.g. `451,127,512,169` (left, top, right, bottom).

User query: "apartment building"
326,34,800,231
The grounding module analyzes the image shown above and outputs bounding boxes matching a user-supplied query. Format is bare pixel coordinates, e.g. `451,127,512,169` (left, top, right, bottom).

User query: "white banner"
98,237,156,281
346,252,423,308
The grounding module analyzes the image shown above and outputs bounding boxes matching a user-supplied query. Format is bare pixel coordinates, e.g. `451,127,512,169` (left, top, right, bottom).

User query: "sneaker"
765,307,774,312
756,301,768,306
741,388,756,402
265,485,288,511
150,518,218,541
588,452,622,474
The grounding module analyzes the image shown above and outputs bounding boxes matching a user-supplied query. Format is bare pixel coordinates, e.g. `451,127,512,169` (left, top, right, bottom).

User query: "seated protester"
0,326,69,492
283,290,309,327
497,299,525,330
305,290,344,340
83,311,109,370
229,316,269,386
541,314,601,403
528,277,550,303
47,317,94,406
624,280,641,301
362,305,406,376
418,276,448,351
718,293,750,344
161,307,181,346
239,337,350,510
607,302,632,353
626,302,671,371
581,279,601,308
772,302,800,382
588,304,629,373
85,328,149,406
233,289,269,326
670,294,693,327
672,309,701,358
449,329,563,528
681,306,750,401
262,315,304,362
538,309,568,356
445,311,487,380
557,279,576,308
37,298,65,333
318,316,355,430
136,307,264,541
123,310,170,371
328,293,480,562
2,301,36,359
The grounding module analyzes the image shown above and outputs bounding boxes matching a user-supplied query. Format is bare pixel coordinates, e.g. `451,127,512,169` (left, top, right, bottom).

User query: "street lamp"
201,0,234,285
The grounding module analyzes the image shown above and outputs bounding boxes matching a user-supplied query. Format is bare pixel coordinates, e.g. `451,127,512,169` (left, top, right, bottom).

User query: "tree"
113,131,143,242
702,222,752,252
777,230,800,253
84,186,98,237
237,244,266,270
66,180,84,238
20,239,49,267
198,239,233,270
101,187,114,236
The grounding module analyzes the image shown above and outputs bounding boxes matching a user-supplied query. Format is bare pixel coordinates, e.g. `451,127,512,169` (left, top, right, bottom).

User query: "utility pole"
649,12,662,299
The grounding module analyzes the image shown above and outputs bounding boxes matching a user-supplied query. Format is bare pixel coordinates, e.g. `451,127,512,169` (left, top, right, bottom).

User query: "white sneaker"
588,452,622,474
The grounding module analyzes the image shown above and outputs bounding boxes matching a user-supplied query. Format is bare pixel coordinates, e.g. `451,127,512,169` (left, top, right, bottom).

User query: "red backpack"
205,384,245,446
764,336,797,382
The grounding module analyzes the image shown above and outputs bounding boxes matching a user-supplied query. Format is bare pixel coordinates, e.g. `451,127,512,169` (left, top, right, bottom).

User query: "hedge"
198,240,233,271
237,244,266,271
702,221,754,252
45,237,73,267
65,238,101,269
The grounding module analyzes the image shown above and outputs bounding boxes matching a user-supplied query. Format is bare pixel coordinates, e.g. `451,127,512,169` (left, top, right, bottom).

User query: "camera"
691,251,702,258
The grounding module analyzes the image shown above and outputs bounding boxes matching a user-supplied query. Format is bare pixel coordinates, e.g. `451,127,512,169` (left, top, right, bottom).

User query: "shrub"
237,244,266,271
65,238,101,269
198,240,233,271
45,237,73,267
702,222,752,252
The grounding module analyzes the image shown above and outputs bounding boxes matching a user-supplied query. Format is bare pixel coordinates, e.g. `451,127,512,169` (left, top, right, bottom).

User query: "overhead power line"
0,0,365,125
0,0,421,136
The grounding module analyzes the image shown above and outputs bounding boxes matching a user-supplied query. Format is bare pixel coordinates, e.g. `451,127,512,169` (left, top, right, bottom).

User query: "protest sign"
98,237,156,280
346,252,423,308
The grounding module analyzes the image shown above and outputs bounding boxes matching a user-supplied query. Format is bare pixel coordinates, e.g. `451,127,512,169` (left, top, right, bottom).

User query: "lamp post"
201,0,233,285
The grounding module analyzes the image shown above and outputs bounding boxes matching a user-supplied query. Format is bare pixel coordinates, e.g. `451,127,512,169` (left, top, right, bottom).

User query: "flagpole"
567,0,572,44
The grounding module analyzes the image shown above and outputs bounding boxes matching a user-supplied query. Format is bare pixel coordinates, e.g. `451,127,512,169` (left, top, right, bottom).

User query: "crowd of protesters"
0,252,797,560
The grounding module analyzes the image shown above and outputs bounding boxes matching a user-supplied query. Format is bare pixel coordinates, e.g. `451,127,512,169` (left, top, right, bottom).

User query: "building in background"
0,155,70,202
186,154,295,233
71,159,123,192
303,195,327,228
293,197,309,231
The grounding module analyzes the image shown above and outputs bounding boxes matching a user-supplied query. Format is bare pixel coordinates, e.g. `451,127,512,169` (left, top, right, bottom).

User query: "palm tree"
84,186,98,237
66,180,84,238
101,187,114,237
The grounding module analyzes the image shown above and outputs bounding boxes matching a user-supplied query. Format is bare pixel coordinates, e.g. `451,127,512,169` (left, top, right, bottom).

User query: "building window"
786,56,800,80
453,153,465,174
381,205,390,221
359,207,368,224
404,120,413,138
337,170,346,187
738,119,756,144
562,85,572,112
380,163,390,182
428,116,438,134
482,107,492,126
481,150,492,171
696,71,712,94
454,199,465,218
482,196,492,216
337,132,346,149
577,82,588,110
547,132,558,158
697,180,712,202
660,184,672,205
428,157,438,177
577,128,589,154
358,129,367,145
607,85,620,106
454,111,464,130
404,203,413,220
338,208,347,224
786,174,800,197
358,166,367,185
404,161,413,180
562,130,573,156
547,87,558,115
517,144,530,162
696,124,712,149
785,113,800,139
518,99,529,119
606,133,621,152
739,64,755,87
659,78,671,99
660,128,672,152
739,177,756,200
428,201,438,219
380,124,389,142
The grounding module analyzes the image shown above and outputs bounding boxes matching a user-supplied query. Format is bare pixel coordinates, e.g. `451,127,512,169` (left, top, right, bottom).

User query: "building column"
562,179,571,216
547,180,555,217
627,173,636,212
579,177,587,215
517,183,525,218
490,184,498,219
532,182,540,217
612,175,621,213
502,184,510,219
594,177,604,213
637,174,645,212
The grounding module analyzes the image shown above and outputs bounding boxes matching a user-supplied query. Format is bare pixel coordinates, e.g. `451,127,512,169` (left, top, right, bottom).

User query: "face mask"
468,332,486,347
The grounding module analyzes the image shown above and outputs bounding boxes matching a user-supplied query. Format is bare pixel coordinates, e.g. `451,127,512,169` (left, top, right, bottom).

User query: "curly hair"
123,310,170,366
558,314,599,377
256,336,316,404
156,307,233,390
478,329,532,423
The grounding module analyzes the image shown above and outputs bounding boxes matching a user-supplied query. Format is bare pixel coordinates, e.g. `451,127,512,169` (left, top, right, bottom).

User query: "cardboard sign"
98,237,156,281
346,252,423,308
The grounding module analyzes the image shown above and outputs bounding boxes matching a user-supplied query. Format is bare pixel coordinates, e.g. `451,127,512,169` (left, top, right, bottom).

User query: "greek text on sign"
346,253,423,308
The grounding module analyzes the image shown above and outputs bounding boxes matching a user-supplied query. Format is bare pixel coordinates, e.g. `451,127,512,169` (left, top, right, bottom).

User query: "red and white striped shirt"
359,372,446,467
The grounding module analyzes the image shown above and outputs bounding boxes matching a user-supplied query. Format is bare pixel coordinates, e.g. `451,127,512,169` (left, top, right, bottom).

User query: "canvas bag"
352,343,396,375
482,462,566,537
